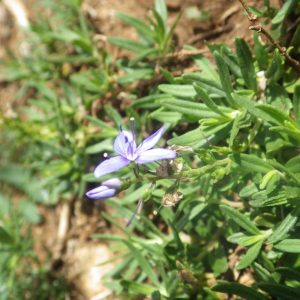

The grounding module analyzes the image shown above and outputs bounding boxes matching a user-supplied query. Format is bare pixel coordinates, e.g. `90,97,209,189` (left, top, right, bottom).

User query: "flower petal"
136,126,166,155
102,178,123,189
113,128,137,159
135,148,176,164
113,127,127,156
86,186,116,199
123,130,137,158
94,156,131,178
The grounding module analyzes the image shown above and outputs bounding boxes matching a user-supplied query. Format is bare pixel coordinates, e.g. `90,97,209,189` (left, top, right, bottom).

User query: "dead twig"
238,0,300,73
186,24,235,45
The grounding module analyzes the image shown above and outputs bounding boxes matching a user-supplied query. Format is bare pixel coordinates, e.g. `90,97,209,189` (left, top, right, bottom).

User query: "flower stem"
132,158,231,184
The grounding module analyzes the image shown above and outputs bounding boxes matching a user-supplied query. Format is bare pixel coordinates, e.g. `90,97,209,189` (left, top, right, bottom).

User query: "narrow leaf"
107,37,148,53
236,240,262,270
275,267,300,282
267,205,300,244
120,280,157,295
294,85,300,126
264,49,285,85
235,37,257,91
193,83,228,117
214,51,237,107
161,98,232,119
258,283,300,300
123,240,161,288
229,153,273,173
274,239,300,253
272,0,299,24
211,281,270,300
220,205,261,235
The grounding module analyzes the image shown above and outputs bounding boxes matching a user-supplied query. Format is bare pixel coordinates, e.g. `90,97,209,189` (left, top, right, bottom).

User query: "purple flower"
86,178,123,200
86,185,117,200
94,119,176,178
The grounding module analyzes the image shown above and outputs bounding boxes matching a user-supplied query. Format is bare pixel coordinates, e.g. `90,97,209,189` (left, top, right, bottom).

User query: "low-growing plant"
1,0,300,299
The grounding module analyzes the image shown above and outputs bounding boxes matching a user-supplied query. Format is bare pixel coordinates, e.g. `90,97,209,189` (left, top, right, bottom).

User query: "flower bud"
178,270,199,289
101,178,131,190
86,186,116,200
142,189,151,201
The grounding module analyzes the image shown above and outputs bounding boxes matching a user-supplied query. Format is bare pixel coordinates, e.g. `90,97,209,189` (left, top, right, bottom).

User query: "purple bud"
101,178,123,189
86,186,116,200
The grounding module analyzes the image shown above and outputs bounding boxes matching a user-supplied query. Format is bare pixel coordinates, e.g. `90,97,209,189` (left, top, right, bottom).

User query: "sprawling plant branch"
238,0,300,73
131,157,231,184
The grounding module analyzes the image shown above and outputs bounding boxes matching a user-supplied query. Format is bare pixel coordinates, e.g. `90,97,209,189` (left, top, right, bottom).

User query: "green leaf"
150,110,182,123
85,138,114,154
167,122,231,147
154,0,167,31
0,227,14,245
193,83,228,117
161,98,232,119
274,239,300,253
264,49,285,85
267,205,300,244
104,105,126,129
232,94,298,129
235,37,257,91
182,73,226,98
220,205,261,235
117,69,154,86
285,156,300,173
152,8,166,38
294,85,300,126
107,37,148,53
115,11,156,41
162,11,183,50
168,220,184,252
275,267,300,282
211,281,270,300
272,0,299,24
158,84,197,98
123,240,161,288
19,200,41,224
151,290,161,300
253,31,268,69
254,213,278,228
252,262,276,283
214,51,237,107
258,282,300,300
229,153,273,173
0,193,10,216
266,84,292,115
131,94,172,109
236,240,262,270
286,179,300,199
159,68,176,84
239,182,259,197
129,48,158,67
120,280,158,295
85,116,119,136
267,159,300,186
184,45,219,80
207,245,228,274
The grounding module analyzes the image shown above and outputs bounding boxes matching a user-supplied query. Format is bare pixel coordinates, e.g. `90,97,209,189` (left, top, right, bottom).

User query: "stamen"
103,153,111,159
130,117,135,157
125,198,143,228
153,204,163,215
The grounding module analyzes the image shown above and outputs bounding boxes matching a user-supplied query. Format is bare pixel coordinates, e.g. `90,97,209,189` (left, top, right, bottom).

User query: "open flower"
94,119,176,178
